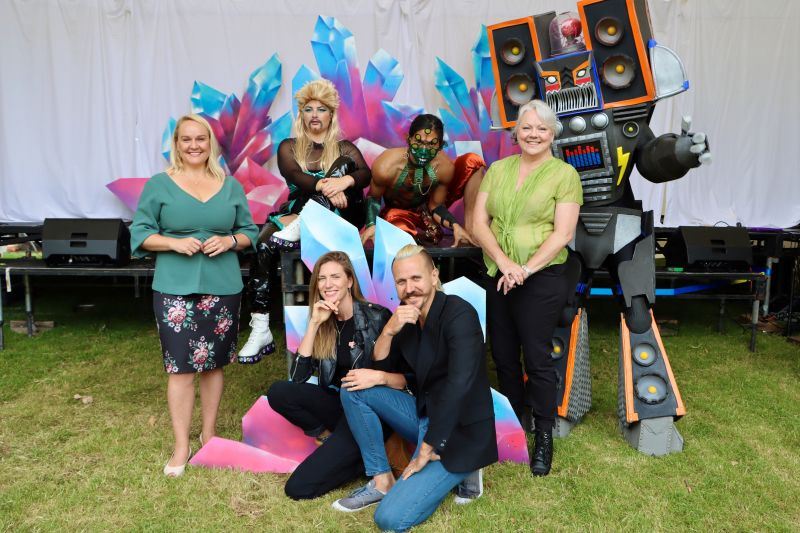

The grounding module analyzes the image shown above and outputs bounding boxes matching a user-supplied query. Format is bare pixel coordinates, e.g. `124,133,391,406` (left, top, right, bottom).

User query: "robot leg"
616,234,686,455
553,255,592,438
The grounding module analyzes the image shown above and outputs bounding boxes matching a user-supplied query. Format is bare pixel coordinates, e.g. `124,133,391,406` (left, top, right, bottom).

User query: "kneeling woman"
267,251,404,499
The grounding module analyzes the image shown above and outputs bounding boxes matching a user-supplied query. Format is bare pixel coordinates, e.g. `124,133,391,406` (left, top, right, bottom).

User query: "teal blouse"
130,172,259,296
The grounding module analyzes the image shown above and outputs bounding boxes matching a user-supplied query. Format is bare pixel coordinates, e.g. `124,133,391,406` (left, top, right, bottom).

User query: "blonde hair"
392,244,443,290
308,251,366,360
293,79,343,173
167,114,226,181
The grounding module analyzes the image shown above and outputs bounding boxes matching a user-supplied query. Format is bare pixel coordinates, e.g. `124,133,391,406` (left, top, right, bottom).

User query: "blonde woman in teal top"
130,114,258,477
472,100,582,478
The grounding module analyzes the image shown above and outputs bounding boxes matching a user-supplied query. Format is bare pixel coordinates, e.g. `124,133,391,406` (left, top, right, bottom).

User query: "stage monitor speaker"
578,0,655,108
488,17,543,128
663,226,753,272
43,218,131,267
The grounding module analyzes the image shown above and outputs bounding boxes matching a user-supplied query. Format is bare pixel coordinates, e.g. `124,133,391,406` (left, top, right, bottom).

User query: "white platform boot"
268,217,301,250
238,312,275,364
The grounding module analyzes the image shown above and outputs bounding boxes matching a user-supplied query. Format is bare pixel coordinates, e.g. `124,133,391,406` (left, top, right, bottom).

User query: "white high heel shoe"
163,447,192,478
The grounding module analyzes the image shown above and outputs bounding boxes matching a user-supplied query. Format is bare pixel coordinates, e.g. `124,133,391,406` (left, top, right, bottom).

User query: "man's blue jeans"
340,386,469,532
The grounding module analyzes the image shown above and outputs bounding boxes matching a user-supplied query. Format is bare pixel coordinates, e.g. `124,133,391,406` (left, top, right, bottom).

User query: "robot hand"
679,116,712,166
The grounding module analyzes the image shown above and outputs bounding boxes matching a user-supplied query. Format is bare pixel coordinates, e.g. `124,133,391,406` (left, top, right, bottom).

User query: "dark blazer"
382,291,498,473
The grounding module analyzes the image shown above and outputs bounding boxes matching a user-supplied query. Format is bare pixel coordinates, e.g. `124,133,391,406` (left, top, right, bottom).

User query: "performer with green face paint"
361,114,486,247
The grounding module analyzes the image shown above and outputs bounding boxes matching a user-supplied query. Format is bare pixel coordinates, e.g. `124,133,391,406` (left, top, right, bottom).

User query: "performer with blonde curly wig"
239,79,372,363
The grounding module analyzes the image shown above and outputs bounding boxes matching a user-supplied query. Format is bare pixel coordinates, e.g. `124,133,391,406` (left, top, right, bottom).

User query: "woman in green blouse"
472,100,582,478
130,114,259,477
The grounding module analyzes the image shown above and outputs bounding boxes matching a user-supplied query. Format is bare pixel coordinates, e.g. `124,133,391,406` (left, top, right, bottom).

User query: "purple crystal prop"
442,276,486,340
371,218,415,310
299,16,422,148
435,26,519,165
299,200,376,301
284,306,310,354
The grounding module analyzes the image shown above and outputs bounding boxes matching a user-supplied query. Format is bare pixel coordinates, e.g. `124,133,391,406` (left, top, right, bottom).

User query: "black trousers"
267,381,364,500
267,380,342,436
486,262,569,431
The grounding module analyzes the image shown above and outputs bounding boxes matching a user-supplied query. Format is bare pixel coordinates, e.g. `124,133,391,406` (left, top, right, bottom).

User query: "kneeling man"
333,244,497,531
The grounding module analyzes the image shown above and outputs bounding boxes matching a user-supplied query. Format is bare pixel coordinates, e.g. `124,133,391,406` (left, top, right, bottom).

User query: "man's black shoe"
530,429,553,477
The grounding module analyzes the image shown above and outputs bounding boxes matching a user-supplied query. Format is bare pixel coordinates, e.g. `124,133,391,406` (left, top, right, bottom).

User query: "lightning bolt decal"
616,146,630,186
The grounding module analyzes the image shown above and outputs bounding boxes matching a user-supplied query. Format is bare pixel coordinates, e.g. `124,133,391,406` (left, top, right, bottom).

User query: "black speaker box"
488,17,543,128
664,226,753,272
578,0,655,108
43,218,131,267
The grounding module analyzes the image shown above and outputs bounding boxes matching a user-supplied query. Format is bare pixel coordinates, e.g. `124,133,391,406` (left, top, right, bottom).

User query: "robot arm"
635,116,712,183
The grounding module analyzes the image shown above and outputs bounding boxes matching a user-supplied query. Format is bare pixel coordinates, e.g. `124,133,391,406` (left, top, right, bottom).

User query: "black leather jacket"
289,300,391,389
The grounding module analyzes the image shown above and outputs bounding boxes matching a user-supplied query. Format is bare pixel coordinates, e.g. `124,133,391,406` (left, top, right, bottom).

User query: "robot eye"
576,68,587,78
546,75,558,84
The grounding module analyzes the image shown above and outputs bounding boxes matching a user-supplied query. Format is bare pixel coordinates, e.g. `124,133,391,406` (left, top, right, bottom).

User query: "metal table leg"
750,298,759,352
24,274,35,337
762,257,776,315
0,283,5,350
787,257,796,338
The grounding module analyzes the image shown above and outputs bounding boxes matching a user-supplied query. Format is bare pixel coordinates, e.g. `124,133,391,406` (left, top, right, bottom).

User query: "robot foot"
621,416,684,456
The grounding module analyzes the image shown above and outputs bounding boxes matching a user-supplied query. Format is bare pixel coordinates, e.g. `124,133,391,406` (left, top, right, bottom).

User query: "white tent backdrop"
1,0,798,227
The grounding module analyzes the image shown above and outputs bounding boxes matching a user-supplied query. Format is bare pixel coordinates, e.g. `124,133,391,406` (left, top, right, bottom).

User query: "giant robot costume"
488,0,711,455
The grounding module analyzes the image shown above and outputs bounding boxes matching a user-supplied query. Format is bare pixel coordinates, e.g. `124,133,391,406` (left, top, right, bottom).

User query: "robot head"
536,51,601,116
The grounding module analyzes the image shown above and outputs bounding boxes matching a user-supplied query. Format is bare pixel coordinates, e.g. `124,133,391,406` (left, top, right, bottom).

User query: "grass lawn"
0,280,798,531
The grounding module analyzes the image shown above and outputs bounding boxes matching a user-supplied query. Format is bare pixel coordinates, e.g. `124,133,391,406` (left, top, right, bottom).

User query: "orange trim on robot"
649,310,686,416
577,0,655,109
557,309,583,418
487,17,539,128
620,313,639,423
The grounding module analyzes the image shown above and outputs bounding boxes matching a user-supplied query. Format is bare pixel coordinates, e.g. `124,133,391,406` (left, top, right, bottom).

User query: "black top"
333,317,355,388
276,138,371,194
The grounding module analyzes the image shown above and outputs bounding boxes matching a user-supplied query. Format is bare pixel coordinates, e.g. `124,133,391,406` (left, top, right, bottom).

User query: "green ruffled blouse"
479,156,583,276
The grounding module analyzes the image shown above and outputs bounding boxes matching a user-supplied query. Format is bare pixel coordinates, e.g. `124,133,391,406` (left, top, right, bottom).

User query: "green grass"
1,281,798,531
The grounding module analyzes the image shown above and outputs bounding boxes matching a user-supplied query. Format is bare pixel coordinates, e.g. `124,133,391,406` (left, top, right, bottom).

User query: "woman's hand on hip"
169,237,203,256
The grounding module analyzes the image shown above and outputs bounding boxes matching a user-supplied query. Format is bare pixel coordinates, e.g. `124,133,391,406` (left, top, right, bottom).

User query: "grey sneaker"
453,469,483,504
332,480,386,512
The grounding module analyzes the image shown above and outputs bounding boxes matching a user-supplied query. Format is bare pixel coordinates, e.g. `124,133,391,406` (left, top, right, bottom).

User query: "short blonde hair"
392,244,442,290
167,114,226,181
512,99,558,139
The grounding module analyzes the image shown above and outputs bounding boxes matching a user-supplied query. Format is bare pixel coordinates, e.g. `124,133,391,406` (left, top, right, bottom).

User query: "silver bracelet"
521,264,534,278
230,234,238,249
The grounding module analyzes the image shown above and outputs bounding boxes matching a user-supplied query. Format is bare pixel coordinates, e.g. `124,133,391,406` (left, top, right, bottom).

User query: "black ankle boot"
530,429,553,477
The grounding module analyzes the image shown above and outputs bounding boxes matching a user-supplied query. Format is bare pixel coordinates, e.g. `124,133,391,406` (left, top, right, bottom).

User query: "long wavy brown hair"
292,79,343,174
308,251,366,360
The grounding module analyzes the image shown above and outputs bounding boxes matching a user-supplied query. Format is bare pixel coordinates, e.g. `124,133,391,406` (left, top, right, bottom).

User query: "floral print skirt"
153,291,241,374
